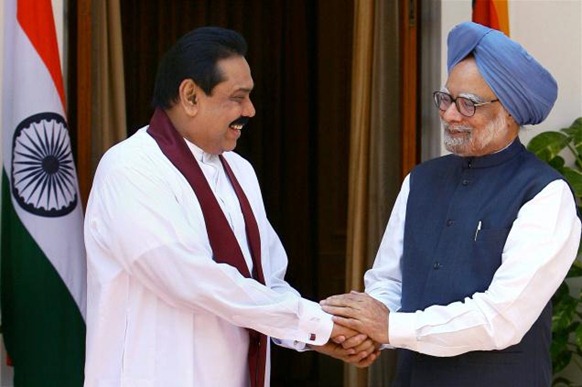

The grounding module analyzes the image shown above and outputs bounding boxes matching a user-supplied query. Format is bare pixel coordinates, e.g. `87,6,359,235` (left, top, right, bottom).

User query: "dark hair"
151,26,248,109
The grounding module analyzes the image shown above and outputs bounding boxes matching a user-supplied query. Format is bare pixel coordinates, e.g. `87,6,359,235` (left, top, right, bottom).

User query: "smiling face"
440,57,518,157
179,55,255,155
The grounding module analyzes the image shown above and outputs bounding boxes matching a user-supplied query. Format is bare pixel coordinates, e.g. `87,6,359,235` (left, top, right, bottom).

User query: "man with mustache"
83,27,378,387
321,21,581,386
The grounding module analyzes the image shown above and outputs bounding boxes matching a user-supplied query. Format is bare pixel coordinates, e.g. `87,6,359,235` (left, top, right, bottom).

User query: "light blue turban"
447,21,557,126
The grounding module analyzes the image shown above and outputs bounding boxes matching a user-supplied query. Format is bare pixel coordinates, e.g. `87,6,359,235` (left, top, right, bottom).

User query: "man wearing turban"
321,21,580,386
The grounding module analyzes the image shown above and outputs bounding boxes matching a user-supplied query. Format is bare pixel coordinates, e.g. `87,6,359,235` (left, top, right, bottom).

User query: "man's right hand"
315,323,381,366
309,337,381,368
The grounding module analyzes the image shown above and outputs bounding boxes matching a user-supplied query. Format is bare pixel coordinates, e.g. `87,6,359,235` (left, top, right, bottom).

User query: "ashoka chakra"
11,112,78,217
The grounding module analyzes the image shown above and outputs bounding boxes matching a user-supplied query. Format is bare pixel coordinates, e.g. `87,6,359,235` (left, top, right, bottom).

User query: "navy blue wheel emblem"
11,112,77,217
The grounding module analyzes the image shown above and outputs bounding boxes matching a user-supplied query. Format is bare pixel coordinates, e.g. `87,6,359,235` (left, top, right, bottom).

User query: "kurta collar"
457,138,524,169
184,138,219,164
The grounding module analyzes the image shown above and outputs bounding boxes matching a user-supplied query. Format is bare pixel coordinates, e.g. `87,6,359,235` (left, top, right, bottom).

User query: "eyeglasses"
433,91,499,117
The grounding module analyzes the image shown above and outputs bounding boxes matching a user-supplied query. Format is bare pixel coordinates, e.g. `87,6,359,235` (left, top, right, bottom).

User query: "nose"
441,101,463,122
244,98,256,118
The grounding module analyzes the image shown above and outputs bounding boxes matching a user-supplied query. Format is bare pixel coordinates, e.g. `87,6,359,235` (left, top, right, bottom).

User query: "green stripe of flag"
1,170,85,386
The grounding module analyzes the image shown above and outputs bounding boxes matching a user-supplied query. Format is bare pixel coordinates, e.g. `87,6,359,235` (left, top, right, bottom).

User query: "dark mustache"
230,116,250,127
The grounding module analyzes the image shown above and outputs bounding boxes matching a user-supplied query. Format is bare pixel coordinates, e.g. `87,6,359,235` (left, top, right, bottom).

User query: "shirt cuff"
295,298,334,346
389,311,418,351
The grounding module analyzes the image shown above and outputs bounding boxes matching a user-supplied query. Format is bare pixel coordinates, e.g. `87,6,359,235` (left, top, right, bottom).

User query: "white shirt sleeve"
366,178,580,356
85,158,333,347
260,221,331,351
364,175,410,313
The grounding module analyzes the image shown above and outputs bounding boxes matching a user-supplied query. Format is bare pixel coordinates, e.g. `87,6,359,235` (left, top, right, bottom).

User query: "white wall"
438,0,582,154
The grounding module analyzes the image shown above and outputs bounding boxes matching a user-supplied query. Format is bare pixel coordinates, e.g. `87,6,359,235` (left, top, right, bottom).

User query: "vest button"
462,179,470,186
446,219,454,226
433,262,442,270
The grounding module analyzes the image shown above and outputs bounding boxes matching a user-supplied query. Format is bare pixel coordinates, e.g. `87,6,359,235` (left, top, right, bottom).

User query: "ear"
178,79,199,116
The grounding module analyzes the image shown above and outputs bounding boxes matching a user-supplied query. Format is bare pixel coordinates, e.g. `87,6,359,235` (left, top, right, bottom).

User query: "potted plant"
527,117,582,385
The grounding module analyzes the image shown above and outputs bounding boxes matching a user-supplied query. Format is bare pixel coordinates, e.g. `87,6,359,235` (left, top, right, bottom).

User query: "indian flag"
472,0,510,36
1,0,86,385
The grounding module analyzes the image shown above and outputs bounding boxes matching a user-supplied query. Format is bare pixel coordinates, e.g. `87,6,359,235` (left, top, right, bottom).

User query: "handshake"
310,291,390,368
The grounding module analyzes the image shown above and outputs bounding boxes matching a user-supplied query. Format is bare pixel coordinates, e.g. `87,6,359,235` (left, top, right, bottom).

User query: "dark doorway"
119,1,353,386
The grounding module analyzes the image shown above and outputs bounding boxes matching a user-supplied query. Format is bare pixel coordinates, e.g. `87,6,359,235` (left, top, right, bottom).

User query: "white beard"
442,112,508,156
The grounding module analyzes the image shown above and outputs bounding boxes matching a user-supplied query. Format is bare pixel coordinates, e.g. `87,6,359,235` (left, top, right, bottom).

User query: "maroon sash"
147,108,267,387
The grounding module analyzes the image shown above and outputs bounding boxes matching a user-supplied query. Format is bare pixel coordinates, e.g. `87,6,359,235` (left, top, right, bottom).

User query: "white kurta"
365,175,581,356
84,127,333,387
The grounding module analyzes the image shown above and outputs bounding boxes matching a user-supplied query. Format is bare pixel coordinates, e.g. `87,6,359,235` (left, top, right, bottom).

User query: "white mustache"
444,123,473,133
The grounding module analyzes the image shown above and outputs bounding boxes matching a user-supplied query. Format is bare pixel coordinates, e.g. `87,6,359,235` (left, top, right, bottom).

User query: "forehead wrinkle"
215,83,253,98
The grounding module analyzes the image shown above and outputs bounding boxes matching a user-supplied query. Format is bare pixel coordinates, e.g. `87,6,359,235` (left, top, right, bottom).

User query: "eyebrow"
458,92,483,102
234,87,253,94
442,87,484,103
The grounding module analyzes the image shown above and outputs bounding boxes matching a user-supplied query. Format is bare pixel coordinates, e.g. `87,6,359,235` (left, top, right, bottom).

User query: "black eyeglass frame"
433,91,499,117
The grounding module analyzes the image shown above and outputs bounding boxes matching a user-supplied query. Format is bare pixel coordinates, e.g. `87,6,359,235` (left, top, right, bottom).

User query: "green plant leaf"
562,117,582,155
561,117,582,136
548,156,566,172
566,260,582,278
553,376,575,386
552,295,577,331
562,167,582,198
527,131,571,162
551,339,572,374
575,324,582,349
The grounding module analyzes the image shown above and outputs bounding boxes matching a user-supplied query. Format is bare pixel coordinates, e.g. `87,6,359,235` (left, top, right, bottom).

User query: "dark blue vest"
394,139,562,387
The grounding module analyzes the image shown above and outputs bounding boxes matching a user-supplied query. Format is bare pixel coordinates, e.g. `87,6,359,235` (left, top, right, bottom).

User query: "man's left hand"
321,291,390,344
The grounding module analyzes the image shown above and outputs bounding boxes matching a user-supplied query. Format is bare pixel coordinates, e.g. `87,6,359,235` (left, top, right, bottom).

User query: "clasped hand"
310,291,390,368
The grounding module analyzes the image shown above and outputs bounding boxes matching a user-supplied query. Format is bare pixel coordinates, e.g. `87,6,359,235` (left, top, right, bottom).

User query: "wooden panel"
316,0,352,294
75,0,92,207
401,0,419,178
316,0,354,385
